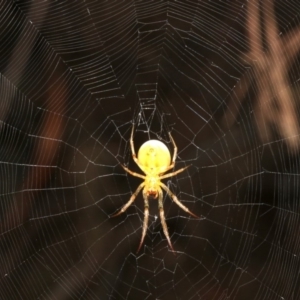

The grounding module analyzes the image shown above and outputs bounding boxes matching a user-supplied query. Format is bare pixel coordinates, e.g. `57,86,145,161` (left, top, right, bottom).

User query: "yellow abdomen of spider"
112,126,198,253
138,140,171,174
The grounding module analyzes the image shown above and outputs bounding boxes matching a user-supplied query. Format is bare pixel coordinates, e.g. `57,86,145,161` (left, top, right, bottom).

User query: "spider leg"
168,131,178,169
121,164,145,179
159,165,191,180
111,182,145,217
137,189,149,253
158,187,175,252
129,124,146,172
130,124,140,166
160,182,199,218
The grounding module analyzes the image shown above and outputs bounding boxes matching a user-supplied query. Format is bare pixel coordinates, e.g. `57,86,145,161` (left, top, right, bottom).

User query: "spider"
112,125,199,253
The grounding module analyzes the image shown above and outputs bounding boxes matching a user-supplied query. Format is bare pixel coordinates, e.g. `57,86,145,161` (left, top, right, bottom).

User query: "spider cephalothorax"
112,125,198,252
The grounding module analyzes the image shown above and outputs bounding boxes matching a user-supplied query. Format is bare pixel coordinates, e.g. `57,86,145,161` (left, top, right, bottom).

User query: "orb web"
0,1,300,299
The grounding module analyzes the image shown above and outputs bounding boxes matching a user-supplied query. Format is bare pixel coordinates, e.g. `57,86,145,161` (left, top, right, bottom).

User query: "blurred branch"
222,0,300,150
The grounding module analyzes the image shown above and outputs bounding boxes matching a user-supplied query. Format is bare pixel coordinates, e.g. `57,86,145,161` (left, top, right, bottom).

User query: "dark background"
0,1,300,299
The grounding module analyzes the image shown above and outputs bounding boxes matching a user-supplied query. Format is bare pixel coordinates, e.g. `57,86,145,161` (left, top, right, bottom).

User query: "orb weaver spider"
113,125,198,252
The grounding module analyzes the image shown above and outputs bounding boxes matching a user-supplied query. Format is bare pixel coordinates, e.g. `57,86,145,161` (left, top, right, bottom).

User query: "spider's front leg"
158,188,175,252
137,189,149,253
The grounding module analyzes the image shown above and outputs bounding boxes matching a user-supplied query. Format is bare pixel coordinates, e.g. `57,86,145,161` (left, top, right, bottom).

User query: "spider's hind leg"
168,131,178,168
130,124,139,165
